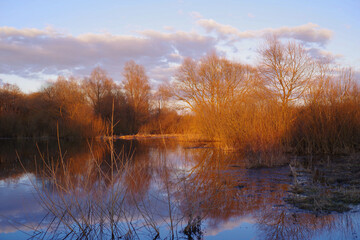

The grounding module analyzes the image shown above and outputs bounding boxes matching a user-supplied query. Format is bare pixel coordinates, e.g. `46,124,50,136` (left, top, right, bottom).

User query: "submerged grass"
286,155,360,214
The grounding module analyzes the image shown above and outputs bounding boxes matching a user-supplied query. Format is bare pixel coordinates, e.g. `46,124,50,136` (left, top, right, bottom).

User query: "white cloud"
198,19,239,36
149,65,179,86
197,19,333,45
189,11,203,19
0,26,58,38
0,26,216,90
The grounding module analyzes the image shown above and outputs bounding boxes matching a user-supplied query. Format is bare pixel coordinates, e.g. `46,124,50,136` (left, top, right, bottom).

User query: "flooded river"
0,139,359,239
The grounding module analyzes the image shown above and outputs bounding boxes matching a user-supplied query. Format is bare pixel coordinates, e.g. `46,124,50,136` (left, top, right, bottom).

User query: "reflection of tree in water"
6,139,359,239
0,139,106,181
257,208,360,240
175,148,360,240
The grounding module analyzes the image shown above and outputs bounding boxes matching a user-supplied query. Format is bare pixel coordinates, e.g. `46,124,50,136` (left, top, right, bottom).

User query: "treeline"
0,61,183,138
173,37,360,154
1,37,359,154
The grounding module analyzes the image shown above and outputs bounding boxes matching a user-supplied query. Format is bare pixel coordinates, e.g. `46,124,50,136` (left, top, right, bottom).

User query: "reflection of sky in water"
206,222,257,240
0,140,359,239
0,174,47,238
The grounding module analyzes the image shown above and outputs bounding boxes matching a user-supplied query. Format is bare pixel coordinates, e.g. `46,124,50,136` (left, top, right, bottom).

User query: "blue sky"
0,0,359,92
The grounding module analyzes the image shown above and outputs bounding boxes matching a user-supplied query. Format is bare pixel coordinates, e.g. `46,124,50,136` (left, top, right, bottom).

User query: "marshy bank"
286,155,360,214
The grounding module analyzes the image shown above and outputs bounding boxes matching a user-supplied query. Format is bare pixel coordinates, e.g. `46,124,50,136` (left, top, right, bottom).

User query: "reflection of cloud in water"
205,215,256,236
0,174,47,234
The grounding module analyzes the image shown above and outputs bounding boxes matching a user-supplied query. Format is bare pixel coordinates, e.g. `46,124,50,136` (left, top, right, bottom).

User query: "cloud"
0,26,216,87
308,48,343,62
197,19,239,36
197,19,333,45
189,11,203,19
149,64,179,85
0,26,58,38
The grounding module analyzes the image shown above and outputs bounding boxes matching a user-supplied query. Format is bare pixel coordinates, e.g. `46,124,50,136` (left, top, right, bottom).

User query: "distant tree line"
0,61,183,139
1,37,359,154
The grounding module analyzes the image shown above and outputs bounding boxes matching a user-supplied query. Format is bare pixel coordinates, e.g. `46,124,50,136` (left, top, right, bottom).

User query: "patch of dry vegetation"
286,156,360,213
172,37,360,156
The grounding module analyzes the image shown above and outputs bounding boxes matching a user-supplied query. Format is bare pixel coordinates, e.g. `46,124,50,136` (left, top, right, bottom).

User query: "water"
0,139,359,239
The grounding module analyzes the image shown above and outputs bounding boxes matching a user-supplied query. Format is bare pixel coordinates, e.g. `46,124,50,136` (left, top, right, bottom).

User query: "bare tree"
174,53,251,113
153,82,172,114
122,60,151,133
83,67,115,115
45,76,87,119
173,53,255,140
0,83,22,113
259,36,315,107
41,76,104,137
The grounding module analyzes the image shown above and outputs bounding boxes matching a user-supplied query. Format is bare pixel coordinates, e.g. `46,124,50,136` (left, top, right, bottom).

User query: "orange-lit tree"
122,60,151,133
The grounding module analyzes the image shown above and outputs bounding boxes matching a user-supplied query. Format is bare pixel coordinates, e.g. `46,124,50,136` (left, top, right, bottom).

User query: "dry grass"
286,155,360,214
171,43,359,159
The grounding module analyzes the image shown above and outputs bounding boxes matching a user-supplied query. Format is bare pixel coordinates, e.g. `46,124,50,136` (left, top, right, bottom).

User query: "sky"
0,0,359,92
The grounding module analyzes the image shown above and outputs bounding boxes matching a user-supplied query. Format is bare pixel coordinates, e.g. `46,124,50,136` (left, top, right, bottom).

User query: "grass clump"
286,156,360,214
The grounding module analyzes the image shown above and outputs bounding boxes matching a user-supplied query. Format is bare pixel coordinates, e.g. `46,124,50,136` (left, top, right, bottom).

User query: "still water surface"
0,139,359,239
